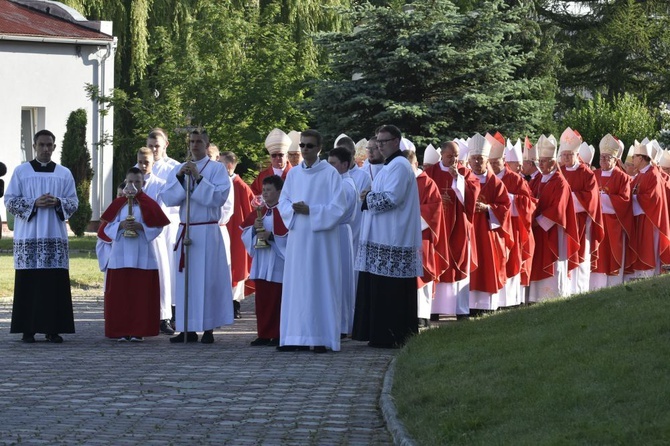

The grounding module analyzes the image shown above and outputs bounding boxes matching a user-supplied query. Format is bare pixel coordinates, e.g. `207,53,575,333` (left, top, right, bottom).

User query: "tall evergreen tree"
310,0,557,150
60,109,93,236
536,0,670,105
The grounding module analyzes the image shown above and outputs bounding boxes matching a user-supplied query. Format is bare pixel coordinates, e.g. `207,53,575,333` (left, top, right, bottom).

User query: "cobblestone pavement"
0,296,395,445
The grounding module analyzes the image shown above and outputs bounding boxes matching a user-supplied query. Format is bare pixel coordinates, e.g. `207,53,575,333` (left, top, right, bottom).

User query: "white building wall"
0,37,114,222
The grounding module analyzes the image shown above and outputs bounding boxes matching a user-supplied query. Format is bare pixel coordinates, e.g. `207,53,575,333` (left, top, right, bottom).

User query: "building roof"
0,0,112,42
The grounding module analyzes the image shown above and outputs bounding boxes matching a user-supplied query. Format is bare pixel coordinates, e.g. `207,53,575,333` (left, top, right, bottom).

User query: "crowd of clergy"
9,123,667,347
97,125,670,348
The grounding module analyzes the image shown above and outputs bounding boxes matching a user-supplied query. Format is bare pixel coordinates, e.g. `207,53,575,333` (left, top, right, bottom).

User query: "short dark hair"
190,128,210,144
336,136,356,155
301,129,322,148
377,125,402,140
329,147,352,167
33,129,56,144
127,166,142,176
220,150,238,165
262,174,283,191
148,127,168,141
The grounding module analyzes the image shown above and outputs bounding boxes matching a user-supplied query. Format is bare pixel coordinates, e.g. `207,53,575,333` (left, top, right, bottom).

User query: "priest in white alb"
162,129,234,344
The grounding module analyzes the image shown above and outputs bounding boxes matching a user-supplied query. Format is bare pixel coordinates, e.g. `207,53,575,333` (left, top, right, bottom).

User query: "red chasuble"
561,163,605,266
531,169,580,281
423,164,480,283
416,171,449,288
469,171,513,294
593,167,635,276
227,175,255,287
501,168,537,286
630,165,670,271
250,162,292,195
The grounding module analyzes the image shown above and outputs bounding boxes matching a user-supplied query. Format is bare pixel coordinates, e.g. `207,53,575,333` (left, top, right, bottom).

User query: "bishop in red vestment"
423,141,480,318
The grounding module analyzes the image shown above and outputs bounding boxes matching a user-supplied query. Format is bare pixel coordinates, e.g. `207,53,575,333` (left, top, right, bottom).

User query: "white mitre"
265,128,291,154
468,133,491,157
536,134,557,159
457,138,470,161
400,137,416,152
599,134,620,157
633,140,653,158
485,133,504,159
559,127,582,154
578,142,595,165
506,139,523,162
423,144,440,165
287,130,301,154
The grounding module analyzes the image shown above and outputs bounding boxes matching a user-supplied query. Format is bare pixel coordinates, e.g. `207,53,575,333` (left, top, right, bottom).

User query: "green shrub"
562,93,659,154
60,109,94,236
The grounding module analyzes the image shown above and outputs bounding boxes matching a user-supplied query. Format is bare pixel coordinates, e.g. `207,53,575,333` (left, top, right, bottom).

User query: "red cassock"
593,167,635,276
423,164,480,283
528,171,542,197
416,171,449,289
531,169,580,281
250,162,292,195
470,171,513,294
561,163,605,268
501,168,537,286
227,175,255,289
241,206,288,339
630,165,670,271
99,192,170,338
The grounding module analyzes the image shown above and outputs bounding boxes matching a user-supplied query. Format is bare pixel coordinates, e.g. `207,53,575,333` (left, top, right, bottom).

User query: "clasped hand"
35,193,58,208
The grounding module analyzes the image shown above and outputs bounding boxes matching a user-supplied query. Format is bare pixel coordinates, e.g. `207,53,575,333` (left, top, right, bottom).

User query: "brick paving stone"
0,296,396,445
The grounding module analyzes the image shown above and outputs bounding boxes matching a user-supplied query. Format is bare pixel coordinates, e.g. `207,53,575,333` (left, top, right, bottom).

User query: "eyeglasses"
271,153,285,158
299,143,317,149
376,138,396,146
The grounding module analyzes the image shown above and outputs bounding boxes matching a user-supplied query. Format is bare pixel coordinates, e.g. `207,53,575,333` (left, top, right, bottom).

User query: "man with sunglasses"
251,129,293,195
278,129,348,353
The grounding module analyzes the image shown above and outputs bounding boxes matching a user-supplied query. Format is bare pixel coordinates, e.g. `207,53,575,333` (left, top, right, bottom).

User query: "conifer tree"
61,109,93,237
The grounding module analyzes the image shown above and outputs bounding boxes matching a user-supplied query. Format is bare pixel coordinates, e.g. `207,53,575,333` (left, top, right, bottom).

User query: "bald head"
440,141,459,168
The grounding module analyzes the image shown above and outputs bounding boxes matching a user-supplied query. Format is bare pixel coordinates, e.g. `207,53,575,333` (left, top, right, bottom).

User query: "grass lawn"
393,275,670,445
0,236,103,300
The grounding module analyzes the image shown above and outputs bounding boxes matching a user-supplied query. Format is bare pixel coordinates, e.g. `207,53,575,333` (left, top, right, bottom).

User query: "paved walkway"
0,296,396,445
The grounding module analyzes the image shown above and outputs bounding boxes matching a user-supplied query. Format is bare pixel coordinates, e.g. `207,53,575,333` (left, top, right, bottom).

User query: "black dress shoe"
276,345,310,352
313,346,327,354
170,332,198,343
267,338,279,346
22,333,35,343
250,337,270,346
201,330,214,344
45,334,63,343
160,320,175,335
233,300,242,319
